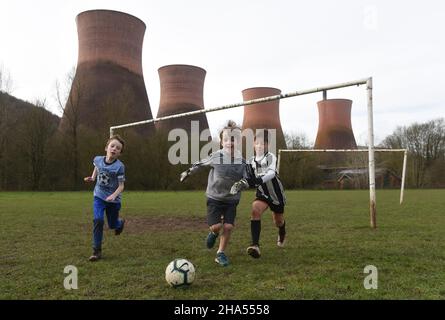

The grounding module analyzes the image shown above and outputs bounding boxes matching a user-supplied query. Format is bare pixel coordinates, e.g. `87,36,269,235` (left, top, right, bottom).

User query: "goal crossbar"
109,78,369,136
277,148,408,205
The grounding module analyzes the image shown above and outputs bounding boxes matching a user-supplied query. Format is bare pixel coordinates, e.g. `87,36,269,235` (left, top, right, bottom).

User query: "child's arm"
84,167,97,182
105,181,124,202
179,152,217,182
235,154,279,190
230,162,260,194
257,153,278,184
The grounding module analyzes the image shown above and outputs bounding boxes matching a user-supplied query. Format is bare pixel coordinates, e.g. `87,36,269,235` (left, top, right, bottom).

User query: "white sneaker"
277,235,286,247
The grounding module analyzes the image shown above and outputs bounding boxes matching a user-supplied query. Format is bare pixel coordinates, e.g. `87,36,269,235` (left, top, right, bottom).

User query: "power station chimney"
60,9,154,135
241,87,286,149
314,99,357,149
156,64,209,134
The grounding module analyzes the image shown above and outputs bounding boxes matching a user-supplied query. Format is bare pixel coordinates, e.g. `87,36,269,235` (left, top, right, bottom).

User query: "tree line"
1,67,444,191
380,118,445,188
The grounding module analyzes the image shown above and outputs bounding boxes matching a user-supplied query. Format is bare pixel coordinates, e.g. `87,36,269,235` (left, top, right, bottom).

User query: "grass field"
1,189,444,300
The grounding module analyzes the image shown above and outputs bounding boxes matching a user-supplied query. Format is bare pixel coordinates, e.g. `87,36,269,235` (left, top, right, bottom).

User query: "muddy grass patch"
125,216,208,234
81,216,207,234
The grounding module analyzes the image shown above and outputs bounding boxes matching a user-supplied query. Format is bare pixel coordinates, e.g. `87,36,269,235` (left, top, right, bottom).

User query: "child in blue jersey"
84,135,126,262
179,120,248,267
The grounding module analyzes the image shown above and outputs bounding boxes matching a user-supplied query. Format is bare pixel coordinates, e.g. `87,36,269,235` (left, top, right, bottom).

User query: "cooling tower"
59,9,153,135
242,87,286,148
314,99,357,149
156,64,209,134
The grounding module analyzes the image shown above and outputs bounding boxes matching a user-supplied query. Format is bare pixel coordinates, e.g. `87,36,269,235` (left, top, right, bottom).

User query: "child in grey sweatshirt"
179,120,248,266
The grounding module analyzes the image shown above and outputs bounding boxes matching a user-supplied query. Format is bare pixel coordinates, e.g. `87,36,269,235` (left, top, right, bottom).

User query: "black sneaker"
89,248,102,262
115,219,125,235
247,245,261,258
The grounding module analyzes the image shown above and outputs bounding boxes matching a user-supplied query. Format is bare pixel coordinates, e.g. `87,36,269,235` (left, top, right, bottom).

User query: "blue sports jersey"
93,156,125,203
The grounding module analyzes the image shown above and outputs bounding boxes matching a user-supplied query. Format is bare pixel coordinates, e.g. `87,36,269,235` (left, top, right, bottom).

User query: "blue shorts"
93,196,122,229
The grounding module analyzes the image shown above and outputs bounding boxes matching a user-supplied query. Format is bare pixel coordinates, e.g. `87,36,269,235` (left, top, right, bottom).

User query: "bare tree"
279,132,324,188
0,64,14,94
284,131,312,149
55,67,85,189
0,100,8,189
21,99,57,190
0,65,13,163
0,65,13,189
381,118,445,187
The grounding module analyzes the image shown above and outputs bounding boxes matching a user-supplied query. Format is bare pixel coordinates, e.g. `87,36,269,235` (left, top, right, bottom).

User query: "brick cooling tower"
242,87,286,149
314,99,357,149
60,10,154,135
156,64,209,134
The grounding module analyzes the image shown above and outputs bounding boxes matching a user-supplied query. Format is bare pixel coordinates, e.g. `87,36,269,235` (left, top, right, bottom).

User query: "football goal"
110,77,383,228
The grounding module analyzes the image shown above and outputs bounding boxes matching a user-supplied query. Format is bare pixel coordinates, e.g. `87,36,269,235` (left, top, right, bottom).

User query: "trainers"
115,219,125,235
206,232,218,249
215,252,229,266
88,248,102,262
277,235,286,247
247,245,261,258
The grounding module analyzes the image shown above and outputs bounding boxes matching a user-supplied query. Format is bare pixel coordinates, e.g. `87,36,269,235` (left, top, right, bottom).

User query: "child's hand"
179,169,191,182
230,179,249,195
105,195,116,202
84,176,94,182
247,176,263,187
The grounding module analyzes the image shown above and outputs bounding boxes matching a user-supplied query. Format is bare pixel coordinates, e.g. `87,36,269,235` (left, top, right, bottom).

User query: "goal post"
277,148,408,204
110,77,377,227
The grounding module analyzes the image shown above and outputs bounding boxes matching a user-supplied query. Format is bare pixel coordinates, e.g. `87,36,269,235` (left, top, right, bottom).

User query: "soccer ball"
165,258,196,287
98,172,110,186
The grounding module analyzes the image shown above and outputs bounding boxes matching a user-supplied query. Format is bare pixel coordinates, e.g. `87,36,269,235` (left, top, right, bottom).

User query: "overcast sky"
1,0,444,145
